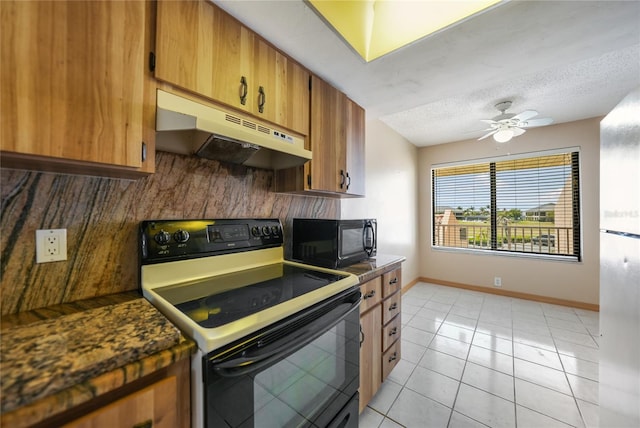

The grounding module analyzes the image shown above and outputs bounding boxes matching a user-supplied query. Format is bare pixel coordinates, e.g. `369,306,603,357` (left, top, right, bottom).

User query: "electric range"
139,219,361,428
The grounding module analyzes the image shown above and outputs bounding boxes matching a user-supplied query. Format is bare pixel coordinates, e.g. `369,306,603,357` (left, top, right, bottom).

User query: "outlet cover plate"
36,229,67,263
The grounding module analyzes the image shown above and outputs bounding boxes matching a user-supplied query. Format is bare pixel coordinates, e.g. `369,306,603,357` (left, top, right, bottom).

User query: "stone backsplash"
1,152,338,315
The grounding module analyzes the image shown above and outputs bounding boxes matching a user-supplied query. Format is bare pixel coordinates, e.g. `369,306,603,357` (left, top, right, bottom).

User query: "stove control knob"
154,230,171,245
271,225,280,235
262,226,271,235
173,229,190,243
251,226,261,237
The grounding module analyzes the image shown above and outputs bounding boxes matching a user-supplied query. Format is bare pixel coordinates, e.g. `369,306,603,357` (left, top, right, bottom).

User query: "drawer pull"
389,277,398,285
363,290,376,299
133,420,153,428
388,302,398,311
388,327,397,336
388,352,397,363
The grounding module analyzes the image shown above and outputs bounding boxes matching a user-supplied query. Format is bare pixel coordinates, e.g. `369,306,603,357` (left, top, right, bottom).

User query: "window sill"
431,245,581,263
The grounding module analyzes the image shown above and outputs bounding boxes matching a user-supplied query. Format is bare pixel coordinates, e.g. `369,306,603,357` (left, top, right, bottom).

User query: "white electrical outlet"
36,229,68,263
494,277,502,287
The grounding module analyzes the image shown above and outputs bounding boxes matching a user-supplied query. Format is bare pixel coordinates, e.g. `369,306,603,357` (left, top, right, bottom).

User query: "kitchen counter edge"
341,254,406,284
0,292,196,427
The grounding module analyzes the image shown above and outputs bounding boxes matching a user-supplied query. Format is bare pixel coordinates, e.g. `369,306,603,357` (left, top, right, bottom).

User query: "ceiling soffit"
307,0,502,62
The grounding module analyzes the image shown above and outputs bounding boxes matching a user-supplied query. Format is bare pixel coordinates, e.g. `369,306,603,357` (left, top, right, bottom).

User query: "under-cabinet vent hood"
155,90,311,169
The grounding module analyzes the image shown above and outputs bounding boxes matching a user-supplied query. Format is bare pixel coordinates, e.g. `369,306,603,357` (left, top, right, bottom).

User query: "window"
432,149,581,260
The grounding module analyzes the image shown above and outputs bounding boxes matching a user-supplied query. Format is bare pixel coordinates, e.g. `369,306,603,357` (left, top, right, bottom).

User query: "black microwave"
291,218,376,268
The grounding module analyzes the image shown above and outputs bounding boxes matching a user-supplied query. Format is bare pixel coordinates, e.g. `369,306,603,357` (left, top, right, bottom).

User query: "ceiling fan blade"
512,127,526,136
520,117,553,127
480,119,498,125
478,129,498,140
512,110,538,122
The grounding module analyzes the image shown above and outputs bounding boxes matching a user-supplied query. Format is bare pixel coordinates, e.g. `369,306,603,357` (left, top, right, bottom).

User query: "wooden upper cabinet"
275,75,365,197
155,0,252,111
298,75,365,196
345,97,366,196
155,0,309,135
253,41,310,134
307,75,345,193
0,0,155,177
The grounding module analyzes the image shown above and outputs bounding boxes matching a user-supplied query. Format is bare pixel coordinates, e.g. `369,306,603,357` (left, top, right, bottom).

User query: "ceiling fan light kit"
493,128,514,143
478,101,553,143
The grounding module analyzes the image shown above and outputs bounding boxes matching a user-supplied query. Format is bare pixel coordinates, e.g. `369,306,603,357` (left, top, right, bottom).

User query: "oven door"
204,287,361,428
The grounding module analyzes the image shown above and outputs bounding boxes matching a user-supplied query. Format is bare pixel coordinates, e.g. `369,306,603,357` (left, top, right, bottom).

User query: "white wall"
342,119,419,289
418,117,601,305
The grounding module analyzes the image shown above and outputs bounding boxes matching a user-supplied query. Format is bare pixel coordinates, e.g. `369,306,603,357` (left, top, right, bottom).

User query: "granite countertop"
0,257,404,425
0,292,195,427
341,253,406,283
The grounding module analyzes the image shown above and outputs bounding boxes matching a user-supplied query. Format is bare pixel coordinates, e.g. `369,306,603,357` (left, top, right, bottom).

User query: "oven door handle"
209,293,360,377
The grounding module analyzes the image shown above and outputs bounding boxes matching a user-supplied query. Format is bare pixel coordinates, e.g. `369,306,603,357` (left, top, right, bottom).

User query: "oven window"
204,299,360,428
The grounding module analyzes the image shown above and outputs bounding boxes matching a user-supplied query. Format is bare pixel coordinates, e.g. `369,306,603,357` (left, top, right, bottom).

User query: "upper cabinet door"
1,0,152,175
155,0,309,136
251,40,310,135
275,75,365,198
308,76,365,196
345,97,366,196
155,0,252,113
308,75,345,193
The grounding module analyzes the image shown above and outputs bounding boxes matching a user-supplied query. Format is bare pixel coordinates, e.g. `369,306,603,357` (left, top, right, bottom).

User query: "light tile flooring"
359,282,600,428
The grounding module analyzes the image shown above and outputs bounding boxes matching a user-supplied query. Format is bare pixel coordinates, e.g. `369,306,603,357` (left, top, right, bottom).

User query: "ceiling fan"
478,101,553,143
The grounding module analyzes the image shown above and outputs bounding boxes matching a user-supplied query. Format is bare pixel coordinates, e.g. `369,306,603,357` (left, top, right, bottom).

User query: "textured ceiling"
214,0,640,147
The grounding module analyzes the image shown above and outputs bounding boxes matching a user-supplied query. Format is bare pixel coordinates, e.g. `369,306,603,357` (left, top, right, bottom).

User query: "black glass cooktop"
155,264,347,328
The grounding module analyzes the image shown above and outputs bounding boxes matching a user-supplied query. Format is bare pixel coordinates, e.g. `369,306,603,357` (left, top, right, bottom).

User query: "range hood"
155,90,311,169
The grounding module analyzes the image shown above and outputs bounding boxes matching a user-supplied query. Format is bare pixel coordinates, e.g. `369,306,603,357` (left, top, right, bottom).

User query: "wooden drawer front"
360,277,382,313
382,268,402,298
64,376,177,428
382,340,401,381
382,292,401,325
382,315,401,351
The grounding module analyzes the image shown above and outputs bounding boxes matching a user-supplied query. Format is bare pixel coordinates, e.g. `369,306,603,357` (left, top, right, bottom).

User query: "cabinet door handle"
388,302,398,311
359,324,365,348
389,277,398,285
339,170,346,189
389,327,397,336
346,172,351,190
388,352,397,363
141,142,147,162
363,290,376,299
258,86,265,113
240,76,248,105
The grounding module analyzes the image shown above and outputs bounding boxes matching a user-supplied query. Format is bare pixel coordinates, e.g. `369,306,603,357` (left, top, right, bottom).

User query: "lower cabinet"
359,267,402,413
37,357,190,428
359,298,381,412
63,376,177,428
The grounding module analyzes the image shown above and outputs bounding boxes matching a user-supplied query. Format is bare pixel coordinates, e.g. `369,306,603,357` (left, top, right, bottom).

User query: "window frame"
430,147,583,262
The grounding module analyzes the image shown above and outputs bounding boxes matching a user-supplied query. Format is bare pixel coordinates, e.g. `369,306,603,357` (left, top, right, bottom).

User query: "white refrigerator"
599,87,640,427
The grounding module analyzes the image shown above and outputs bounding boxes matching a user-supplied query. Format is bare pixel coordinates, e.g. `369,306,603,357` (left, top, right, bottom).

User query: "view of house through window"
431,149,581,260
